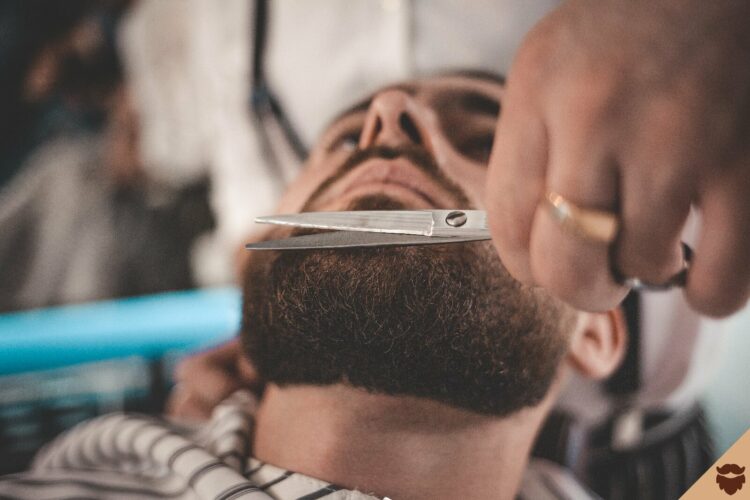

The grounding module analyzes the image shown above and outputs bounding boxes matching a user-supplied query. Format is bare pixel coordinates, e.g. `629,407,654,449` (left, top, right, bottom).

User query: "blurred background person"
0,0,214,312
0,0,121,186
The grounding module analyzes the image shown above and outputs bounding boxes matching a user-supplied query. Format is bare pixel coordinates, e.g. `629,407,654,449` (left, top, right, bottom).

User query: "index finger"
486,80,548,284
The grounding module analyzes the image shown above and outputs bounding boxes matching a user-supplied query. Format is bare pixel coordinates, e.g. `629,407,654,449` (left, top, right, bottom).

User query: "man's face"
275,75,501,216
242,75,573,416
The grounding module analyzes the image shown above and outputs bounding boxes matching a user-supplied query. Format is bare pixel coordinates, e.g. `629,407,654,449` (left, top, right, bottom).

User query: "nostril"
398,112,422,144
373,117,382,138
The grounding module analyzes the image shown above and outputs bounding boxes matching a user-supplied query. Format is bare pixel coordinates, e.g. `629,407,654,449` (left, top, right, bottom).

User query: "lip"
318,158,456,210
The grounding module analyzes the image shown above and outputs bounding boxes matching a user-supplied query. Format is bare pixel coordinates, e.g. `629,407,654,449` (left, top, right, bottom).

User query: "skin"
170,76,627,499
488,0,750,317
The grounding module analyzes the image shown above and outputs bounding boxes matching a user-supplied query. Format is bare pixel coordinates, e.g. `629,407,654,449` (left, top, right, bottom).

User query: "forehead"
328,74,504,127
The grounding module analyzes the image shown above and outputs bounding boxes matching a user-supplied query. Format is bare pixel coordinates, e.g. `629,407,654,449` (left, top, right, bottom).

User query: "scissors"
245,209,692,291
244,210,489,250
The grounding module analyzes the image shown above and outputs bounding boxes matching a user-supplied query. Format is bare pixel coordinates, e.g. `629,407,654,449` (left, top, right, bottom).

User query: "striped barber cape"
0,391,598,500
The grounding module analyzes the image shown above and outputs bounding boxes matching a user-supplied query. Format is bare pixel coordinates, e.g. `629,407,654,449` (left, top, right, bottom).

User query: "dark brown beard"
241,195,573,416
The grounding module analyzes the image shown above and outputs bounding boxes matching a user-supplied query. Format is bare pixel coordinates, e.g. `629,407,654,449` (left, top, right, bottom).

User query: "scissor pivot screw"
445,211,467,227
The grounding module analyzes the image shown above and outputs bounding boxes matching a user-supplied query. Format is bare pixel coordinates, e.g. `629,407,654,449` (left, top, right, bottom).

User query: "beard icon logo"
716,463,746,495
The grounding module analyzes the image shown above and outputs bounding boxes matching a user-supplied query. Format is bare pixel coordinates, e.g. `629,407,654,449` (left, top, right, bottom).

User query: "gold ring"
545,191,619,244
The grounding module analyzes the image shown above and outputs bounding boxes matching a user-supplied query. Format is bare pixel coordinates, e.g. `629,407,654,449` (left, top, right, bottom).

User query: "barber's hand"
167,338,261,420
487,0,750,317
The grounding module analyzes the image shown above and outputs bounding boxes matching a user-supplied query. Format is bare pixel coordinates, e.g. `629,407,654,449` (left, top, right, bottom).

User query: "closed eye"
459,134,494,164
327,129,361,153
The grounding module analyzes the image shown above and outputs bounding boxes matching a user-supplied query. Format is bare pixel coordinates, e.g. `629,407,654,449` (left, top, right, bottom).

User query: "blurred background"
0,0,221,472
0,1,748,497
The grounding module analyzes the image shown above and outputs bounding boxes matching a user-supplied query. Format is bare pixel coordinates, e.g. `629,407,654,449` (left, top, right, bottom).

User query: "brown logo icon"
716,463,746,495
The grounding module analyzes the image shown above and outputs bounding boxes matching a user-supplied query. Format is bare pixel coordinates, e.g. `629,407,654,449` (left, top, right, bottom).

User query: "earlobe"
566,309,627,380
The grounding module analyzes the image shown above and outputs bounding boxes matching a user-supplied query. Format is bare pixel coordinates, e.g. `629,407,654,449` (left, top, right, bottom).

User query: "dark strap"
251,0,308,161
251,0,268,88
605,291,641,395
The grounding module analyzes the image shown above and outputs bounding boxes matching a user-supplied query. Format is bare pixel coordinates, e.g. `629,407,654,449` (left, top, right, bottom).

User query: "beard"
241,195,573,416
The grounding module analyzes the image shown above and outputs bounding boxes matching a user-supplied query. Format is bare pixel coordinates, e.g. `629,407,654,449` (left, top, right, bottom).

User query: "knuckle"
686,242,750,318
688,252,750,316
686,284,748,318
632,98,706,167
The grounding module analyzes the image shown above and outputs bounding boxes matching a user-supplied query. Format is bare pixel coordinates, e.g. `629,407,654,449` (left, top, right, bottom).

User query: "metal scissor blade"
255,211,436,236
244,231,490,250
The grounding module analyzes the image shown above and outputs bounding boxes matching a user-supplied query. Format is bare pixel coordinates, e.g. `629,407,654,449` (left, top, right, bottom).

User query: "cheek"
438,151,489,208
275,180,309,213
275,157,328,213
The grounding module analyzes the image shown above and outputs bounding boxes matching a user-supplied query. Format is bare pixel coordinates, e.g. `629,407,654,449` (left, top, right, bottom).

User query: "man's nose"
359,90,427,149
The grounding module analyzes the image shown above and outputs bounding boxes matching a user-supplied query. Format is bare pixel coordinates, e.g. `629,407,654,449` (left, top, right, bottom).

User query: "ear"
565,309,627,380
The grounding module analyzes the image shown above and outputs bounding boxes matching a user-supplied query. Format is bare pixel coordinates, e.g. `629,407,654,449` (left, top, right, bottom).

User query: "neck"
253,384,553,500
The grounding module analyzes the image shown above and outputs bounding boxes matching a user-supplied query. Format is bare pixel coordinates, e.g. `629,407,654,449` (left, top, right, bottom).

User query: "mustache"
302,145,470,211
717,463,746,475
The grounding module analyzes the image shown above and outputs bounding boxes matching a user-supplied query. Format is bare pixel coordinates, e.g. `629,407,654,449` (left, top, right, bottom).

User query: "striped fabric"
0,391,597,499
